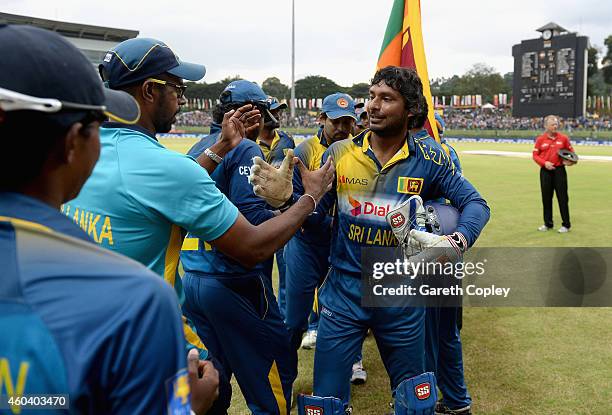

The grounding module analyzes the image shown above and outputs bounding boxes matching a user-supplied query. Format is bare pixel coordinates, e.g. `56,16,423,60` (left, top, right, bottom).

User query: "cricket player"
180,81,296,414
0,24,206,414
256,96,295,315
417,114,472,415
64,37,334,413
249,67,490,412
285,92,356,351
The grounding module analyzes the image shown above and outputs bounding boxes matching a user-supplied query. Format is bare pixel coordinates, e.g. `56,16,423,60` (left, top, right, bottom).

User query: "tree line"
184,34,612,102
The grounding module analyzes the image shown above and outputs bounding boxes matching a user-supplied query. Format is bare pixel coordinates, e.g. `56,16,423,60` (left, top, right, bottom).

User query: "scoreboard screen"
512,33,588,118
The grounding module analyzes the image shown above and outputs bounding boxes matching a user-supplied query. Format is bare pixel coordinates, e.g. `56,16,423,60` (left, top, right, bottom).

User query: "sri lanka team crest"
166,369,191,415
336,97,348,108
397,177,423,195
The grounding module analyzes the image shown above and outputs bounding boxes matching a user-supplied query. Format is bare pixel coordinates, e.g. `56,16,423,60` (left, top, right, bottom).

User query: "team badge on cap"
336,97,349,108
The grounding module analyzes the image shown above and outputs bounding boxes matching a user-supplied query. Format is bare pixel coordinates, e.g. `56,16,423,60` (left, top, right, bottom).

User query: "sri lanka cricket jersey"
0,192,188,414
181,123,275,277
318,130,490,277
64,122,239,356
292,127,334,244
257,129,295,167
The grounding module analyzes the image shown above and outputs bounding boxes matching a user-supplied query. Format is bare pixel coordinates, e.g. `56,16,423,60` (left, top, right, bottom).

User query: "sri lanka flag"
376,0,440,142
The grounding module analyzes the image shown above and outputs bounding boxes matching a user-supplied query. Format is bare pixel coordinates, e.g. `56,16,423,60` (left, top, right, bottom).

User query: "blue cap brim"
270,102,288,111
167,61,206,81
103,88,140,124
326,110,357,121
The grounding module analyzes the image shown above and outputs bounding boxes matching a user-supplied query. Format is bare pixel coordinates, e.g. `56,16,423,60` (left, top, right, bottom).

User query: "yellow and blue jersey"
0,192,188,414
316,130,490,277
180,123,275,278
291,127,335,244
257,129,295,167
64,122,239,357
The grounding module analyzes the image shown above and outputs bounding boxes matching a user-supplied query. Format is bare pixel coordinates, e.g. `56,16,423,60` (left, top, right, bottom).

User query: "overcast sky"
3,0,611,86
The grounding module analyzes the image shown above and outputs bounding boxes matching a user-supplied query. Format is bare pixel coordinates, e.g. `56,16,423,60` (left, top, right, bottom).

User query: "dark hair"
0,111,98,191
371,66,428,130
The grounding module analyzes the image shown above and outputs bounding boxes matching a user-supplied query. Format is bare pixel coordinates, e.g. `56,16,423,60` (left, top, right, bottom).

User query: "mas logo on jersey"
397,177,423,195
305,405,324,415
336,97,348,108
339,175,368,186
389,212,405,228
166,369,191,415
414,382,431,400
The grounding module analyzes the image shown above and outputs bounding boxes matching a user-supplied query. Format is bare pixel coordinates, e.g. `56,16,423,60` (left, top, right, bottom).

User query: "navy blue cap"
321,93,357,120
100,38,206,89
0,24,139,124
356,108,368,126
268,96,288,111
220,80,268,105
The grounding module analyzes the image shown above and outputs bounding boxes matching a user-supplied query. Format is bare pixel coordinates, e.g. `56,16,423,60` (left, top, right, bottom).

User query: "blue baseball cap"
100,38,206,89
220,80,278,123
0,24,139,125
267,96,288,111
321,93,357,120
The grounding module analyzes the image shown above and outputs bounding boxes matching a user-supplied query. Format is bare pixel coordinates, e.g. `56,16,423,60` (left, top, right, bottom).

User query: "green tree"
346,83,370,99
455,63,509,103
295,75,342,98
602,35,612,85
262,77,289,100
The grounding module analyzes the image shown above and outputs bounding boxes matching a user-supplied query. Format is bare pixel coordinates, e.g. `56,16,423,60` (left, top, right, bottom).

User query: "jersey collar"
354,129,411,171
102,122,158,140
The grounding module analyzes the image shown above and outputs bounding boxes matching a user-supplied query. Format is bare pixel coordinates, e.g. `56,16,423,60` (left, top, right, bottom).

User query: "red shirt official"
532,132,574,167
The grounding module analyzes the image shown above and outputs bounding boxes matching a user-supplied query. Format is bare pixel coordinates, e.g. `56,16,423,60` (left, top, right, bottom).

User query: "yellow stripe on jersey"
268,360,287,415
163,224,182,288
0,216,53,234
181,237,199,251
182,315,207,351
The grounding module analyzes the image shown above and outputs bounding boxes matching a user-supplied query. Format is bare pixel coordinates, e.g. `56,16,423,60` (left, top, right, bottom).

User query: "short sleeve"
119,145,239,241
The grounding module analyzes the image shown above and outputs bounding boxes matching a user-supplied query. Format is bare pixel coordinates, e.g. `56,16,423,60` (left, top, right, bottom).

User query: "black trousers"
540,166,571,229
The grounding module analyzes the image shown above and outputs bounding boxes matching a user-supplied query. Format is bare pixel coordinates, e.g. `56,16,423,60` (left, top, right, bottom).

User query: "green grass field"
176,125,612,140
160,138,612,414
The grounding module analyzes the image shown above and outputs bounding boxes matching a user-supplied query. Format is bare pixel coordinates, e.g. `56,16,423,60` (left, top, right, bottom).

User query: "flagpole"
290,0,296,120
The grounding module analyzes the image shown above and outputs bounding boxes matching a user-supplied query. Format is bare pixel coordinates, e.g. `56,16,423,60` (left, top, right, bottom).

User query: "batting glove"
386,196,427,259
248,149,295,208
407,229,467,265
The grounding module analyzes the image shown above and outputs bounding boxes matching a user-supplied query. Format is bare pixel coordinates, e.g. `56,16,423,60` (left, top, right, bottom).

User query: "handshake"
247,149,335,209
385,195,467,265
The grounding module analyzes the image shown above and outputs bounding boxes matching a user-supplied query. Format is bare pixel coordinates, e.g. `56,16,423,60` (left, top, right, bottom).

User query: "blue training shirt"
314,130,490,277
64,122,239,357
0,192,188,414
181,123,275,278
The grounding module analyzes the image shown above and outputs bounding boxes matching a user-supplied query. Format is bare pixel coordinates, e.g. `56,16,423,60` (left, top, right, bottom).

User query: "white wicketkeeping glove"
385,195,427,259
407,229,467,265
248,149,295,208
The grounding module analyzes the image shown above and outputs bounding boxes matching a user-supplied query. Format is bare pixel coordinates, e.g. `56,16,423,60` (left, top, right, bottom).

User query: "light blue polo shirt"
65,123,239,282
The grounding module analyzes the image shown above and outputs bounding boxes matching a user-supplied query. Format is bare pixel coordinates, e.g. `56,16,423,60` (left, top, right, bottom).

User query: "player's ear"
141,79,157,103
63,122,83,165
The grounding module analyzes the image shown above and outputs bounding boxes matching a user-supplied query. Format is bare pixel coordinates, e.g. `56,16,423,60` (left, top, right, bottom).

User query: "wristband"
204,148,223,164
300,194,317,213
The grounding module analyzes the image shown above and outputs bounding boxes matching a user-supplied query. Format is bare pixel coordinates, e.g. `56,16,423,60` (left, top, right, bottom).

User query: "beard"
369,115,408,138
